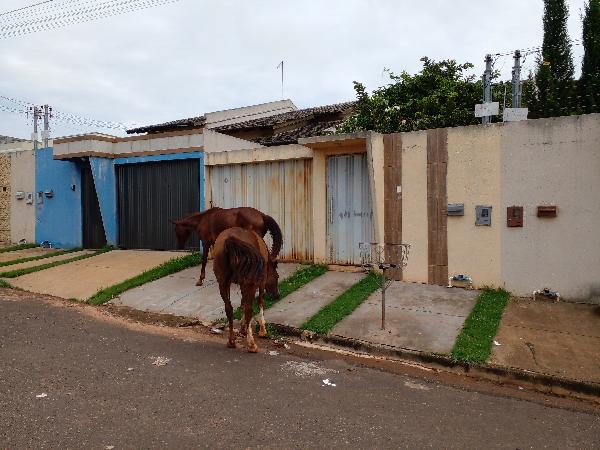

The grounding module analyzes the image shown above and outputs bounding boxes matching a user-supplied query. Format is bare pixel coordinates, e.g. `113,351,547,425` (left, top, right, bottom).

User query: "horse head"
170,219,192,250
265,258,280,300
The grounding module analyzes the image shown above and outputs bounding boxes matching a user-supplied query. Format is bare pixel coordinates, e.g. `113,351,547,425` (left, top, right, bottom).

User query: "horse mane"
177,208,223,228
224,236,265,279
262,214,283,259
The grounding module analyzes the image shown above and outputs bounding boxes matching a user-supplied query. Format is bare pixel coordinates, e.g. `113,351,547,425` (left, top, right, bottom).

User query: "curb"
268,323,600,400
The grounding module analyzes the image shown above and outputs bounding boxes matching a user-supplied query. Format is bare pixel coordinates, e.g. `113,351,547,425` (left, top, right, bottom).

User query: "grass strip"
0,243,38,254
88,252,201,305
233,264,328,320
0,247,113,278
0,279,13,288
0,248,81,268
301,271,381,335
451,287,510,364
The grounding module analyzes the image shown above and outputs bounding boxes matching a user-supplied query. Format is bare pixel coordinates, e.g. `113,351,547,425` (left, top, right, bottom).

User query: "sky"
0,0,589,139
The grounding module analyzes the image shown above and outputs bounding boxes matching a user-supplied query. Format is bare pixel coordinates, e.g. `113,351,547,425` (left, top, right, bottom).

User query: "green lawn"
301,271,381,335
451,288,510,364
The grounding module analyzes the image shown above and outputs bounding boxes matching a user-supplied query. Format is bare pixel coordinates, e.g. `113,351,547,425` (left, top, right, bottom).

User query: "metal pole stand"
359,242,410,330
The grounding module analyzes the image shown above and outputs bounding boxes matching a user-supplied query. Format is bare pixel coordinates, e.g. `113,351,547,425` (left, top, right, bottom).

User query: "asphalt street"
1,289,599,449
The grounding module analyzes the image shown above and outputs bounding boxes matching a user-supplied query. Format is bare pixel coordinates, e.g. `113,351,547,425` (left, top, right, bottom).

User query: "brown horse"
213,227,279,353
171,207,283,286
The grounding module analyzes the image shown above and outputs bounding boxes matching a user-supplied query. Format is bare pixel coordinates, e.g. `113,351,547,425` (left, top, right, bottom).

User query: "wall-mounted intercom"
475,205,492,226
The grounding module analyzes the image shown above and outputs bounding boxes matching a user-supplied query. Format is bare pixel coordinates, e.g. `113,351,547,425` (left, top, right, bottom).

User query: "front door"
326,154,374,264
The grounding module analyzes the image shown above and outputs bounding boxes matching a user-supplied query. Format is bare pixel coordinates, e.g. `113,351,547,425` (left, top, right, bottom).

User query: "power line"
0,94,135,131
0,0,56,18
0,0,180,39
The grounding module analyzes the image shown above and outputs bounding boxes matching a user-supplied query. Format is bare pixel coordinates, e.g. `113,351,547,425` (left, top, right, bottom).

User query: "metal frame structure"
359,242,410,330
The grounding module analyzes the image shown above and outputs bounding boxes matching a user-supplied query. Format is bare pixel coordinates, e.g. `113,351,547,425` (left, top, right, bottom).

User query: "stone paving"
112,261,300,323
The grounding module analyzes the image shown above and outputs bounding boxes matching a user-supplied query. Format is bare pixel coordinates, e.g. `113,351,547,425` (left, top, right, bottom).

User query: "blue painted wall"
35,149,204,249
89,157,117,246
35,148,83,248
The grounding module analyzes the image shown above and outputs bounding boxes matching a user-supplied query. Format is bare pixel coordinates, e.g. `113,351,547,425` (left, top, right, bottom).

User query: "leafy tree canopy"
338,57,482,134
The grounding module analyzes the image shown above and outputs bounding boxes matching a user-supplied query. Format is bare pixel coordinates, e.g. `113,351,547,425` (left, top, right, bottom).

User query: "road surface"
1,290,598,449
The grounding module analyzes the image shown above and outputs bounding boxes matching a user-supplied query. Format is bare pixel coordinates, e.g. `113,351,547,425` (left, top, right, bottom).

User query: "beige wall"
0,153,10,242
446,125,502,287
366,133,385,247
400,131,428,283
501,114,600,300
10,149,36,244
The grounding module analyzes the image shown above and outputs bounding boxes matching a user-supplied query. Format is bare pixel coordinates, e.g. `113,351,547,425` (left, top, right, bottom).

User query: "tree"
529,0,575,118
581,0,600,113
337,57,481,134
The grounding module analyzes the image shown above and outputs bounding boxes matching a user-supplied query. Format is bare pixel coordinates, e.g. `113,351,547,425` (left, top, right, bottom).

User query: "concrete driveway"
112,260,300,323
8,250,182,300
332,282,478,354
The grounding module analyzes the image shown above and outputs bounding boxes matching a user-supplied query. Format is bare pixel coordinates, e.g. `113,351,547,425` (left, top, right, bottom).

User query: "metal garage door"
207,159,312,261
117,159,200,250
327,153,374,264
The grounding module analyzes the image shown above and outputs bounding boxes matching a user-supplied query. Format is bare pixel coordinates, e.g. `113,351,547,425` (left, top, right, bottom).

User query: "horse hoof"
195,280,203,287
227,341,236,349
258,330,267,338
247,345,258,353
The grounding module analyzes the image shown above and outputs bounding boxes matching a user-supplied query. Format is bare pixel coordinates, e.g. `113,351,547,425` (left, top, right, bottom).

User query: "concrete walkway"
0,247,59,263
9,250,182,300
491,298,600,383
267,271,365,327
332,282,478,354
112,261,300,323
0,250,94,273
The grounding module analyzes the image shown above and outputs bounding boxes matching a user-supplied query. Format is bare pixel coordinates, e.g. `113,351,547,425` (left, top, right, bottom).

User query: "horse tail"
263,214,283,259
224,236,265,279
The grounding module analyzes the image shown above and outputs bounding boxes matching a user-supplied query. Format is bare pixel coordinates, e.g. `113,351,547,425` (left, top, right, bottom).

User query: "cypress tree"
531,0,575,118
581,0,600,113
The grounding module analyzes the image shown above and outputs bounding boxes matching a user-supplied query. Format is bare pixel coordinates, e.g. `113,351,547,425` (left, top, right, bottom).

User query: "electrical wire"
0,0,180,39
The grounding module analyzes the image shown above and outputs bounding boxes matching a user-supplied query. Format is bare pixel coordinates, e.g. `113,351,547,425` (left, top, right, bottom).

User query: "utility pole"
42,104,51,149
482,54,493,124
511,50,522,108
30,106,41,151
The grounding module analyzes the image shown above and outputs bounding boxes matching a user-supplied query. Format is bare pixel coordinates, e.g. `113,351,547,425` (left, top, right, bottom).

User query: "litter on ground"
35,393,48,398
150,356,171,366
322,378,336,387
281,360,337,378
493,340,501,346
268,350,279,356
210,327,224,334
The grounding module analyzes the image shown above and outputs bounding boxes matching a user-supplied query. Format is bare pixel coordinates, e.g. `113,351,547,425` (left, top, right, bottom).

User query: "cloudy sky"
0,0,589,139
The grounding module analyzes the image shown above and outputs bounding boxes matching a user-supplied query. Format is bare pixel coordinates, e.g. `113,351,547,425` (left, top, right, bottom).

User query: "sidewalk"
112,261,300,323
9,250,182,300
491,298,600,384
331,282,478,354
